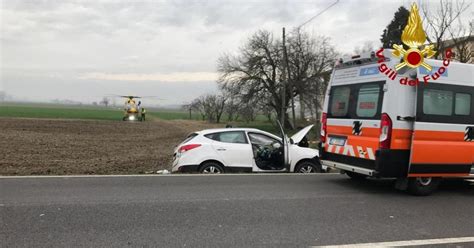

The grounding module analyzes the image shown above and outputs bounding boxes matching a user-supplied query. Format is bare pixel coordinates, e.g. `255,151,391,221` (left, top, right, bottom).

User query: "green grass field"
0,103,202,120
0,103,125,120
0,103,322,144
0,103,277,132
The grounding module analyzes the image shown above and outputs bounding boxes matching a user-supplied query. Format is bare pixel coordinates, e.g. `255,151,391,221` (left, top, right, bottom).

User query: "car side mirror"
289,138,294,144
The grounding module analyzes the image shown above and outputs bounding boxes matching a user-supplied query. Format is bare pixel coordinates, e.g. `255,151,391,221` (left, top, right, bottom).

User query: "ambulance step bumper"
321,160,376,176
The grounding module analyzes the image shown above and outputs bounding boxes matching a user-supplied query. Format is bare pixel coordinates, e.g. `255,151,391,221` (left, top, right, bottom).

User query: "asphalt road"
1,174,473,247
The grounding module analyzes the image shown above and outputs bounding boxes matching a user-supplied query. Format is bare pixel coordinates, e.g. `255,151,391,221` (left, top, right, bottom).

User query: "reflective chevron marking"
325,143,376,161
342,145,355,156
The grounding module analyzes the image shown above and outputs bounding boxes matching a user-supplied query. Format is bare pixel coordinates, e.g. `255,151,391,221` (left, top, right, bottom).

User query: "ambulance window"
356,84,380,117
330,87,350,117
455,93,471,115
423,89,453,116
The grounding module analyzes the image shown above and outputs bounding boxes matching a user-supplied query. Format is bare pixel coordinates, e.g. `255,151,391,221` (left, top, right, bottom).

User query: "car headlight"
129,116,135,120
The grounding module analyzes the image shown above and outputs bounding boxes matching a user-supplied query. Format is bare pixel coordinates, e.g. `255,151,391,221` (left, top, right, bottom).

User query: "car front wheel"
295,161,321,173
199,162,224,174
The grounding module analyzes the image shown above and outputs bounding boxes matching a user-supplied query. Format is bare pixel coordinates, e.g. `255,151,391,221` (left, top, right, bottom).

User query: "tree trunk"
299,94,305,121
275,105,294,130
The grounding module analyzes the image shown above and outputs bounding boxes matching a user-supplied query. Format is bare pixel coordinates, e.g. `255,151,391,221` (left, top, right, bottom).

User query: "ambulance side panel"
321,54,474,178
408,61,474,177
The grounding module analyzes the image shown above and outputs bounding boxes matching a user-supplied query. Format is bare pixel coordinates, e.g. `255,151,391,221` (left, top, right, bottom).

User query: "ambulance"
319,49,474,195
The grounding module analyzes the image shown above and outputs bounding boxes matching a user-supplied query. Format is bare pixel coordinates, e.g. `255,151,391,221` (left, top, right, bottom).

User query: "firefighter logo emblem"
392,3,436,71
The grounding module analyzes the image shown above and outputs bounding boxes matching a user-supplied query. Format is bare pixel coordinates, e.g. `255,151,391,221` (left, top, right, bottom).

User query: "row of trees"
189,0,472,128
184,92,266,123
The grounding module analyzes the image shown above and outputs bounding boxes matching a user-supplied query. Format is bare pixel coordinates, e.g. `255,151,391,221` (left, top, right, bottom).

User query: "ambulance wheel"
407,177,440,196
345,171,367,180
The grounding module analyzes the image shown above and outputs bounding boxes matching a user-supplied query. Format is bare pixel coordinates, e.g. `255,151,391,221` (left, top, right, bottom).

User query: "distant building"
439,35,473,64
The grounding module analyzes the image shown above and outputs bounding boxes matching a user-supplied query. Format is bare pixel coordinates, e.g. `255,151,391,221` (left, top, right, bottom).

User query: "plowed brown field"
0,118,217,175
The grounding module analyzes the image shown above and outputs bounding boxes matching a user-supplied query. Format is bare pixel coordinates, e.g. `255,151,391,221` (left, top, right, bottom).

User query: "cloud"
2,0,469,104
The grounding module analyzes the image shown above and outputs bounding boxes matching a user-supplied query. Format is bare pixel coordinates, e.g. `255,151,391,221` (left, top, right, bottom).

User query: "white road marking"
313,236,474,247
0,173,341,179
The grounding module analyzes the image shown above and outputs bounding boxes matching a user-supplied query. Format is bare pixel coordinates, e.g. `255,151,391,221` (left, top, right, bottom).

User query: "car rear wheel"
295,161,321,173
407,177,440,196
199,162,224,174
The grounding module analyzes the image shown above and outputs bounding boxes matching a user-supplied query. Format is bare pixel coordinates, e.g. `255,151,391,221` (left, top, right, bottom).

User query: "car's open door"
277,121,290,171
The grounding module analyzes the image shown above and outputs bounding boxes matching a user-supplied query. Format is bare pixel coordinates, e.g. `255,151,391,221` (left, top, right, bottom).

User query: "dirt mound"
0,118,218,175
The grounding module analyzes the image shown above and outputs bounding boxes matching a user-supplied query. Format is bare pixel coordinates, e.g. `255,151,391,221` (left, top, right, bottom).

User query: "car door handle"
217,148,226,151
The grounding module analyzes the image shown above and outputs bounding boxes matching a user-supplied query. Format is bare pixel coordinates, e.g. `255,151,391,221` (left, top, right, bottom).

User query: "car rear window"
182,133,198,143
328,81,385,119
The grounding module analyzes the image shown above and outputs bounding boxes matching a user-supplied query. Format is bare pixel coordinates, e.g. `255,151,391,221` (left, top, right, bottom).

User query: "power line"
297,0,340,30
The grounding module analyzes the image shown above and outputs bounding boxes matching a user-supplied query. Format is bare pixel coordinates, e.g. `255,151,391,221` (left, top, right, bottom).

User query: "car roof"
197,128,273,135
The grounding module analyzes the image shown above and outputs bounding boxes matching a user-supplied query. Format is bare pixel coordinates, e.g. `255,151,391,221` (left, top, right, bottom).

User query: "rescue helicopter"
121,95,144,121
109,94,161,121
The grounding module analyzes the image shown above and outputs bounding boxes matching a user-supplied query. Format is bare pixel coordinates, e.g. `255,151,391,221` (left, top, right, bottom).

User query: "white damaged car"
172,124,326,173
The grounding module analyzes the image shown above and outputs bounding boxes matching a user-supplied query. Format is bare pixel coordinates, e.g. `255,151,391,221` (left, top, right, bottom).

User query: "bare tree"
218,30,289,126
100,97,110,107
189,99,206,121
447,19,473,63
421,0,472,59
287,30,336,123
190,94,226,123
218,29,335,129
353,40,376,55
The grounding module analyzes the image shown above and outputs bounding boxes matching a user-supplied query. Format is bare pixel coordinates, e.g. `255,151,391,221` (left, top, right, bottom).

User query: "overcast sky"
0,0,469,106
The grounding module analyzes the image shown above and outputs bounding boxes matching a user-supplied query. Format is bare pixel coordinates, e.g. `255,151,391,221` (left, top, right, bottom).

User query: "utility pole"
280,1,339,130
282,28,295,129
280,27,287,130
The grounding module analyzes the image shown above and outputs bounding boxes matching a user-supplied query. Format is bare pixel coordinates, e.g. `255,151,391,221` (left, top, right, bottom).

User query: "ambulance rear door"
324,81,386,175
